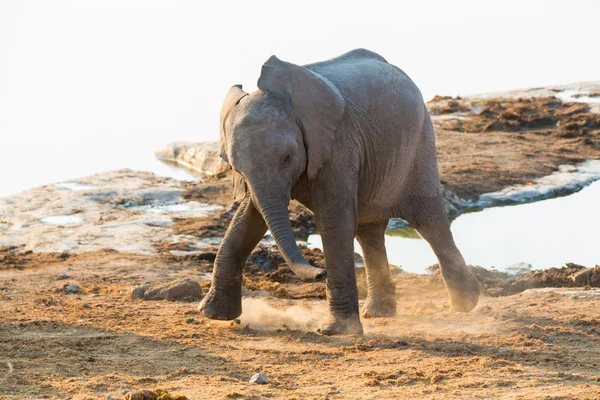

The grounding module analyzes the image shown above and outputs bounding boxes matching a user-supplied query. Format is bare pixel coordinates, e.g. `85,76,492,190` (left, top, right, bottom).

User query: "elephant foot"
444,267,481,312
318,314,363,336
199,286,242,321
361,295,397,318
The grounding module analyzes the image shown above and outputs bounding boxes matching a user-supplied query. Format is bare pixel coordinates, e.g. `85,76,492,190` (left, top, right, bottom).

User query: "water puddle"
554,90,600,104
54,182,100,191
169,250,207,257
189,237,223,249
306,179,600,274
144,219,175,227
41,215,84,225
129,202,223,214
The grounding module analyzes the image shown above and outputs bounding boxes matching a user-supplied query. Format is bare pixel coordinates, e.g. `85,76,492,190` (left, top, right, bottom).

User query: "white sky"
0,0,599,194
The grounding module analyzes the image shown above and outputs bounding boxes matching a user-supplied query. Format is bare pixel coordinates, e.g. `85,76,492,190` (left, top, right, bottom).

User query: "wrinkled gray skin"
199,49,481,335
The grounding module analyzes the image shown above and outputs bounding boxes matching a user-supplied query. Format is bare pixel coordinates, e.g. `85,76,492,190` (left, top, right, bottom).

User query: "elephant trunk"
251,186,326,282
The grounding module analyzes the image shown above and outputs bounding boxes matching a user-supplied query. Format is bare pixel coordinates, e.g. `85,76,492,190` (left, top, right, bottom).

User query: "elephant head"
219,56,346,281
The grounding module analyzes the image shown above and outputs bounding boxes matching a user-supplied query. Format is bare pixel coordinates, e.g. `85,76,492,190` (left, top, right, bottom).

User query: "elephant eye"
281,154,292,168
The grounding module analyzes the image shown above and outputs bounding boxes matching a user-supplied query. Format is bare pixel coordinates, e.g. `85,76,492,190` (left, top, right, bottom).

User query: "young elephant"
199,49,481,335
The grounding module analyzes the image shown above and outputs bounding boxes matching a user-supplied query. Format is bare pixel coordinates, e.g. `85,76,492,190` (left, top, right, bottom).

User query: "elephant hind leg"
356,220,397,318
403,195,481,312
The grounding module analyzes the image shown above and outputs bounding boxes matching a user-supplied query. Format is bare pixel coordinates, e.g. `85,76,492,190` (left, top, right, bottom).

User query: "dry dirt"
1,248,600,399
2,91,600,399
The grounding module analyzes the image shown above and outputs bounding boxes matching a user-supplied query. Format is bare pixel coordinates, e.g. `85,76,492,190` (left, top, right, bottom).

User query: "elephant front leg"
199,197,267,320
313,202,363,336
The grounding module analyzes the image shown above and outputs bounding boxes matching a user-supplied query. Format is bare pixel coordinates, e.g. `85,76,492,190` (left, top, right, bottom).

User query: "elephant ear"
257,56,346,179
232,170,247,202
219,85,248,163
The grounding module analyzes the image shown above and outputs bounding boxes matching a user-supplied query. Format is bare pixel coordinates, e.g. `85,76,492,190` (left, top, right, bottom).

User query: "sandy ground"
1,85,600,399
1,252,599,399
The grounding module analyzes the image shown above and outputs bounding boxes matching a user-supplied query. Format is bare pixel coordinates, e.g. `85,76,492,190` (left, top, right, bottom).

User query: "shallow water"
41,215,84,226
555,90,600,104
126,202,223,214
307,180,600,274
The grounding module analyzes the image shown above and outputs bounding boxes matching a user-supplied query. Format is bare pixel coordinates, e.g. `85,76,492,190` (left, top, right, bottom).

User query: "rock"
506,262,533,277
63,284,79,294
572,268,593,285
590,266,600,286
498,349,509,354
387,218,410,229
130,286,148,299
56,273,70,280
155,141,229,177
573,266,600,286
142,279,203,301
124,390,155,400
249,372,269,384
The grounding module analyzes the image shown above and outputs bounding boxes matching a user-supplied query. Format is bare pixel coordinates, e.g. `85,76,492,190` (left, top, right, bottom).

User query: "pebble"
64,284,79,294
56,274,70,280
249,372,269,384
498,349,509,354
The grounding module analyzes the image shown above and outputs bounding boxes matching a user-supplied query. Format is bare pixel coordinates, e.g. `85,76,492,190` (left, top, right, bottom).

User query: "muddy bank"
429,91,600,203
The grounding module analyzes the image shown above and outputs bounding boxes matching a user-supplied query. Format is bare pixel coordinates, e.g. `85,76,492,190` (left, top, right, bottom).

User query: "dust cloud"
218,295,499,336
236,298,329,331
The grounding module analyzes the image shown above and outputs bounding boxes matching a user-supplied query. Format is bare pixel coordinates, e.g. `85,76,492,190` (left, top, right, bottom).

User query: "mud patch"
430,96,600,140
169,215,230,239
289,201,317,239
0,245,71,270
428,95,471,114
243,245,327,299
